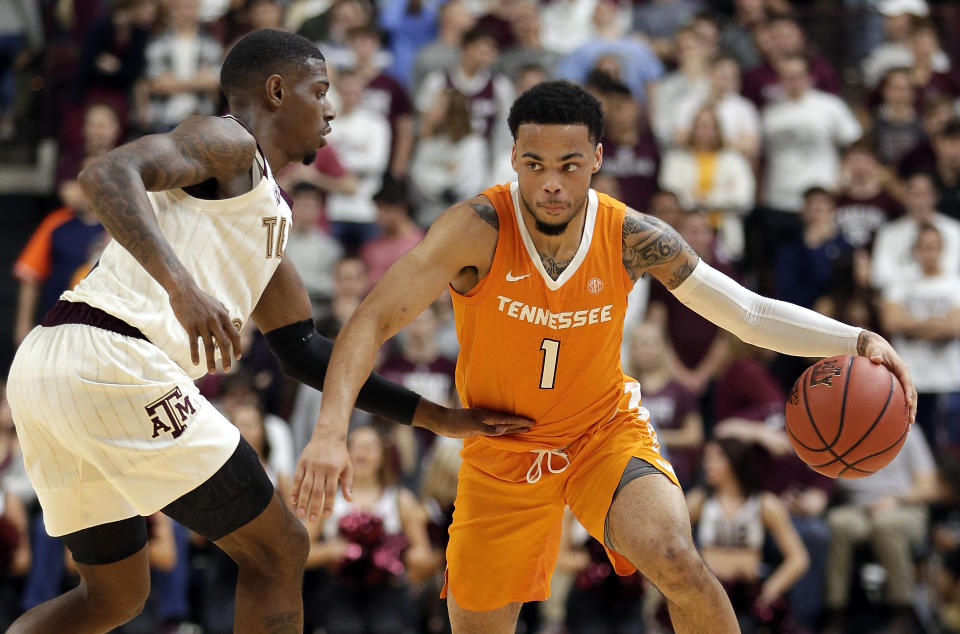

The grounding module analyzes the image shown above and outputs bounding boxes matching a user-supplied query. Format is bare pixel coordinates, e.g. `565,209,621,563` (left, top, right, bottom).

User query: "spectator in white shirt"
417,26,514,171
325,68,392,252
673,54,761,160
881,223,960,450
862,0,948,89
659,107,754,261
872,171,960,289
648,25,712,147
144,0,222,132
761,55,862,214
410,89,488,227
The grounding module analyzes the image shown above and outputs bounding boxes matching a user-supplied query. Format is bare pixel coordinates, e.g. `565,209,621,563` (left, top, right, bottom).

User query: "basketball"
785,355,909,479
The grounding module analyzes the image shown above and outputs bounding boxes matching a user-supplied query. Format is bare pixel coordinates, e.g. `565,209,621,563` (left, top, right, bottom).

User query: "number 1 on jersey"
539,339,560,389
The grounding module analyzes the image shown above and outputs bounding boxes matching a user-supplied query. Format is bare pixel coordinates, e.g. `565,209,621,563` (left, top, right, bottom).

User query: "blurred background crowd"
1,0,960,632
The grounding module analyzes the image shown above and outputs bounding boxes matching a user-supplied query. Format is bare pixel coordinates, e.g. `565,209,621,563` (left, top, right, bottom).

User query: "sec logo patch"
587,277,603,294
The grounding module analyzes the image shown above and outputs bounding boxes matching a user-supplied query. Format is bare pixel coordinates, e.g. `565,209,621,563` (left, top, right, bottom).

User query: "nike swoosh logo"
505,271,530,282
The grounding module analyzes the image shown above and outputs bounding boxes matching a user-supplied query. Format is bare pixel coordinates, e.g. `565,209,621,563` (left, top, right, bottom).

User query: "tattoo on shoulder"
469,202,499,231
621,213,698,288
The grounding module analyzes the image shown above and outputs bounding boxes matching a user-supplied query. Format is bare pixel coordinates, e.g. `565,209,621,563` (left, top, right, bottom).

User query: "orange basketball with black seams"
785,355,909,479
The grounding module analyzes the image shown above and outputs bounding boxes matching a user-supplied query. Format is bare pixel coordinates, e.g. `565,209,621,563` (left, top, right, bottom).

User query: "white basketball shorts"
6,323,239,536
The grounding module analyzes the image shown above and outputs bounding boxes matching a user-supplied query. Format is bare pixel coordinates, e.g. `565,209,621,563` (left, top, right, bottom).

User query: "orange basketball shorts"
441,408,681,611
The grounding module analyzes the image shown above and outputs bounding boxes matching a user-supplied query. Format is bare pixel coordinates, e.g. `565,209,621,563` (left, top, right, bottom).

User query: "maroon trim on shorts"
41,300,149,342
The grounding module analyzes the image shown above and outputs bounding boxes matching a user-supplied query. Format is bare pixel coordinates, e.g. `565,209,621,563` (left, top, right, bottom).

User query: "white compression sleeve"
669,260,861,358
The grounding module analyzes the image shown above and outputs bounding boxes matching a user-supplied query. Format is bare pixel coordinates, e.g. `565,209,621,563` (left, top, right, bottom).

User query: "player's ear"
265,74,284,107
511,144,518,172
593,143,603,174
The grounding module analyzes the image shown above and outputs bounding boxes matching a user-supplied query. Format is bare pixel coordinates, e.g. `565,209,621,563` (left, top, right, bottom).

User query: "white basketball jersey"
63,118,292,379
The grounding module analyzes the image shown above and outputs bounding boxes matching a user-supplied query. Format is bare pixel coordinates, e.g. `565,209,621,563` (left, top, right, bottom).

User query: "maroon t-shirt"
834,190,904,250
598,126,660,212
365,73,413,124
643,379,701,486
647,259,738,370
742,54,839,108
713,357,784,423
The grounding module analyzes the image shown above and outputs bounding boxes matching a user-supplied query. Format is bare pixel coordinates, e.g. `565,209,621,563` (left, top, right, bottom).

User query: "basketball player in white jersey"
5,29,528,634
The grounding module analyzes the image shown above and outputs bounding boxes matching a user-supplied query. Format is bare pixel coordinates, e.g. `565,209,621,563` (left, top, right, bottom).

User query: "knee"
636,534,712,599
236,512,309,576
85,575,149,626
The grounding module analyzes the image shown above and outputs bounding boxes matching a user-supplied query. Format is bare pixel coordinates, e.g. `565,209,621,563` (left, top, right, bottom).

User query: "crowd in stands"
2,0,960,632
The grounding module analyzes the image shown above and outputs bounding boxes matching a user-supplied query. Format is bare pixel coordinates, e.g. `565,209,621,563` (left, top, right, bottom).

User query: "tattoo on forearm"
540,254,572,280
469,202,499,230
621,213,698,287
80,119,254,287
857,331,870,356
263,611,300,633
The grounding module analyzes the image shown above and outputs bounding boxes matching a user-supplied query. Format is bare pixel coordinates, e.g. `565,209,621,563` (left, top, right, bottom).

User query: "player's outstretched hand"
857,330,917,424
417,405,534,438
168,280,242,374
292,435,353,522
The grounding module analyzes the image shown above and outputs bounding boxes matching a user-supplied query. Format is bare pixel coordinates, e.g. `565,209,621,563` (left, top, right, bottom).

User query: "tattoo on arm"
78,118,254,292
856,331,870,357
469,202,499,230
621,213,698,288
263,611,300,633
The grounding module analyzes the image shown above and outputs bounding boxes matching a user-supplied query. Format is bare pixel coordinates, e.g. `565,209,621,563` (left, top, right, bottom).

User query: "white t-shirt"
884,272,960,393
650,72,710,147
325,107,391,224
871,213,960,290
761,90,862,212
672,91,760,149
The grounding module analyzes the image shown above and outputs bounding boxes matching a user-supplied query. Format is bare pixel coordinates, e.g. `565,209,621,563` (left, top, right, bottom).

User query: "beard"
302,149,318,165
519,191,576,236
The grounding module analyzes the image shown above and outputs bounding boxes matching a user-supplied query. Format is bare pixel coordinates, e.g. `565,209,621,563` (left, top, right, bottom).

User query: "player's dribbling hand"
292,434,353,522
413,402,534,438
856,330,918,424
168,280,242,374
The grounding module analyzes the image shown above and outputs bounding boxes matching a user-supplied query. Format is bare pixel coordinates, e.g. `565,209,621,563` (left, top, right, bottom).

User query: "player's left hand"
414,402,534,438
292,434,353,522
857,330,917,424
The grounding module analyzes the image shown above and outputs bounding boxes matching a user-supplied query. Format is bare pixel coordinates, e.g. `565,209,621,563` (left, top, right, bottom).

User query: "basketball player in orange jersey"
298,81,918,633
5,30,527,634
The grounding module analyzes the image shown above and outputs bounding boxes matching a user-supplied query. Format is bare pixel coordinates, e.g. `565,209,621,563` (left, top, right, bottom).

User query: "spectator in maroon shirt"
897,93,954,179
647,211,735,400
931,119,960,221
67,0,156,144
347,25,416,179
588,71,659,212
741,13,839,108
907,18,960,108
627,321,703,487
870,67,925,166
834,141,904,251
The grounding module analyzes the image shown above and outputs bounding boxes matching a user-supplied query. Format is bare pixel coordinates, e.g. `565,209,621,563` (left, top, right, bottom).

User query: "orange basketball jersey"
451,182,639,451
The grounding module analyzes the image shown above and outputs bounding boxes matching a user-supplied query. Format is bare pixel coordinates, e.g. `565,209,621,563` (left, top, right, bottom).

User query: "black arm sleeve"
263,319,421,425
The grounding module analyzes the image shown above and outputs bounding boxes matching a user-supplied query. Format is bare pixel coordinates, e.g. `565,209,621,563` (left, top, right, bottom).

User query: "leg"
824,505,871,611
788,514,831,629
447,590,522,634
8,517,151,633
871,505,928,607
164,438,308,634
605,473,739,634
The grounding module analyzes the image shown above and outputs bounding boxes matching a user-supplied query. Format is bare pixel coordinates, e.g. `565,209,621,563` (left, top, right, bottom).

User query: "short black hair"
508,80,605,145
372,174,411,209
939,118,960,139
221,29,325,101
585,69,631,98
803,186,833,202
461,25,497,49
